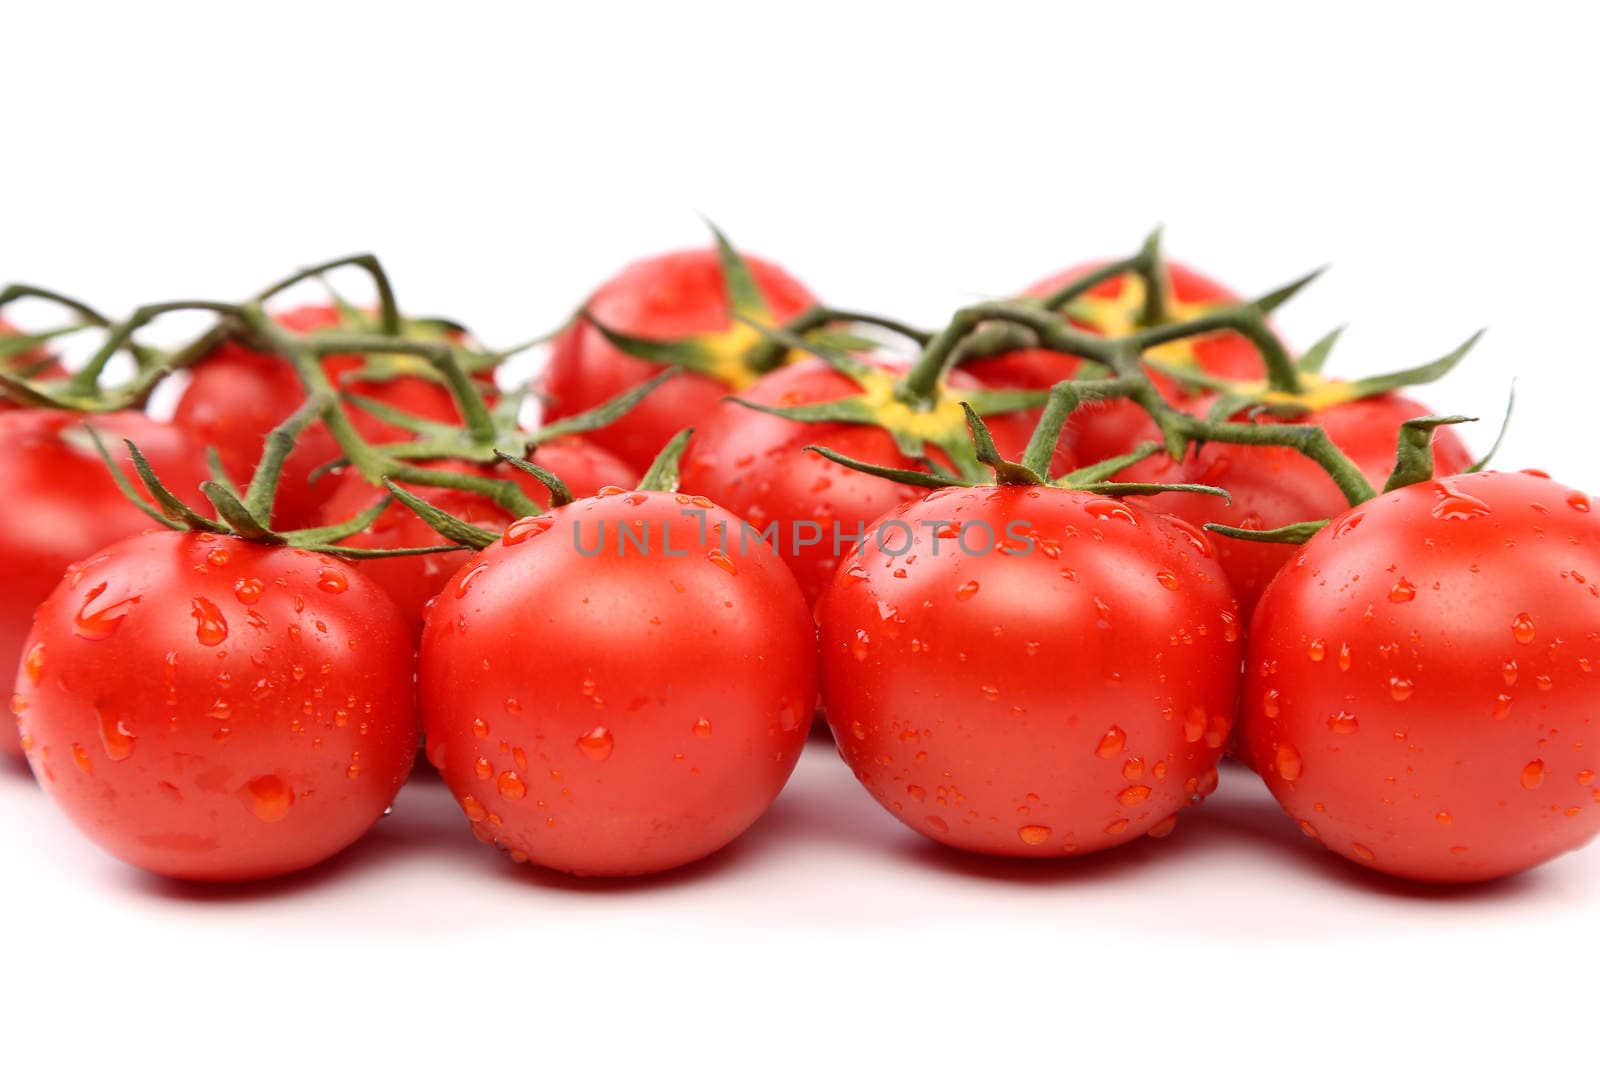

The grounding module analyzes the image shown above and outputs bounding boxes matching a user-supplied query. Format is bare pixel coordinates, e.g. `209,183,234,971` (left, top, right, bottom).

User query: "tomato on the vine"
14,532,418,881
1,410,211,759
542,246,816,469
965,260,1273,464
1240,470,1600,882
419,487,816,876
681,358,1072,606
819,482,1241,857
1132,391,1473,622
317,437,637,635
173,305,476,526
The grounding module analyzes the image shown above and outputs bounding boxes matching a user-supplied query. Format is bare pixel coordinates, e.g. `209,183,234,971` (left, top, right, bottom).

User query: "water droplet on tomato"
1122,757,1144,781
1307,638,1327,662
1017,824,1051,845
1183,706,1206,743
456,563,489,598
1156,570,1179,591
1119,784,1152,806
234,578,263,605
191,597,228,647
1147,814,1178,839
73,583,139,640
1220,611,1239,643
474,757,493,780
317,569,348,594
1262,689,1281,718
1569,491,1591,512
243,775,293,822
926,815,950,834
1327,709,1359,735
1096,726,1126,758
1389,578,1416,603
577,726,614,761
693,717,713,739
1351,842,1376,862
956,580,980,601
851,629,871,661
1085,498,1139,526
71,742,92,774
23,643,45,684
1432,483,1491,520
1511,613,1536,645
1390,677,1414,702
97,707,135,760
471,717,489,739
1521,759,1546,789
497,771,526,799
1276,743,1303,781
503,514,554,546
461,795,488,822
1105,818,1130,835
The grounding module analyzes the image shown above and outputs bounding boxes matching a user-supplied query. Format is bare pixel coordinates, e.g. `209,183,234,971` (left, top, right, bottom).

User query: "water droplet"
1568,491,1591,512
1183,706,1207,743
1298,819,1320,839
497,771,527,799
1351,842,1376,862
503,514,554,546
577,726,614,761
1389,578,1416,603
693,717,713,739
1327,709,1359,734
97,707,135,760
1432,483,1491,520
456,563,489,598
71,741,93,773
23,643,45,684
1307,638,1327,662
1156,570,1179,591
1511,613,1536,645
1095,725,1126,758
234,578,263,604
1104,818,1130,835
851,629,871,662
471,717,489,738
926,815,950,834
461,795,488,822
190,597,228,647
73,583,140,639
474,757,493,780
906,784,926,802
1119,784,1152,806
1435,811,1452,825
1147,814,1178,839
1122,757,1144,781
955,580,980,601
317,569,348,595
1220,611,1239,643
1389,677,1414,702
1085,498,1139,526
1275,743,1303,781
1521,759,1546,789
1262,689,1281,718
243,775,293,822
705,549,737,576
1018,824,1051,845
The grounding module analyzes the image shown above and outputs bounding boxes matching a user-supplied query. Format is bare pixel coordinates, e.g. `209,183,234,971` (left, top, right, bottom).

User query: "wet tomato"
543,247,815,469
173,305,472,526
819,484,1241,857
1,410,210,758
13,532,418,881
1136,391,1473,622
1240,470,1600,883
680,359,1072,606
419,488,816,876
316,437,637,636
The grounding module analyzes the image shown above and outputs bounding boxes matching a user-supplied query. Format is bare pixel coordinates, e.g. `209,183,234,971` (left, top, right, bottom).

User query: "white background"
4,2,1597,1062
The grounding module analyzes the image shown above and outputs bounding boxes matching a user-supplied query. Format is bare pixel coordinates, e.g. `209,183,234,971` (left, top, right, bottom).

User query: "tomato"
13,532,418,881
819,484,1242,856
680,358,1073,606
419,488,816,876
965,260,1272,464
542,248,816,469
316,437,638,636
1133,391,1474,623
1,410,211,759
1239,470,1600,883
173,305,472,526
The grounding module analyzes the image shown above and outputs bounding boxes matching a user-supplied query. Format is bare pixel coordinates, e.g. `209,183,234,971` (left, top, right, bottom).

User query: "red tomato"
1239,471,1600,883
317,437,638,636
173,305,472,526
819,485,1242,857
1130,392,1473,623
419,489,817,876
966,260,1271,464
1,410,211,759
13,532,418,881
543,248,816,469
680,359,1073,606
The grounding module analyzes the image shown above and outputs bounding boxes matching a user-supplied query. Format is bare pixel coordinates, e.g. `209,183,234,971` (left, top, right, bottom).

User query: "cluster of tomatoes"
2,230,1596,888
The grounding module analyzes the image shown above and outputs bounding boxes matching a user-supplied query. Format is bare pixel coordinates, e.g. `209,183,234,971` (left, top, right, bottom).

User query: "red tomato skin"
1240,471,1600,883
13,532,418,881
679,359,1070,606
965,260,1264,463
173,306,469,526
1,410,211,758
418,491,817,877
1134,393,1473,623
542,249,816,469
819,485,1242,857
317,438,638,636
